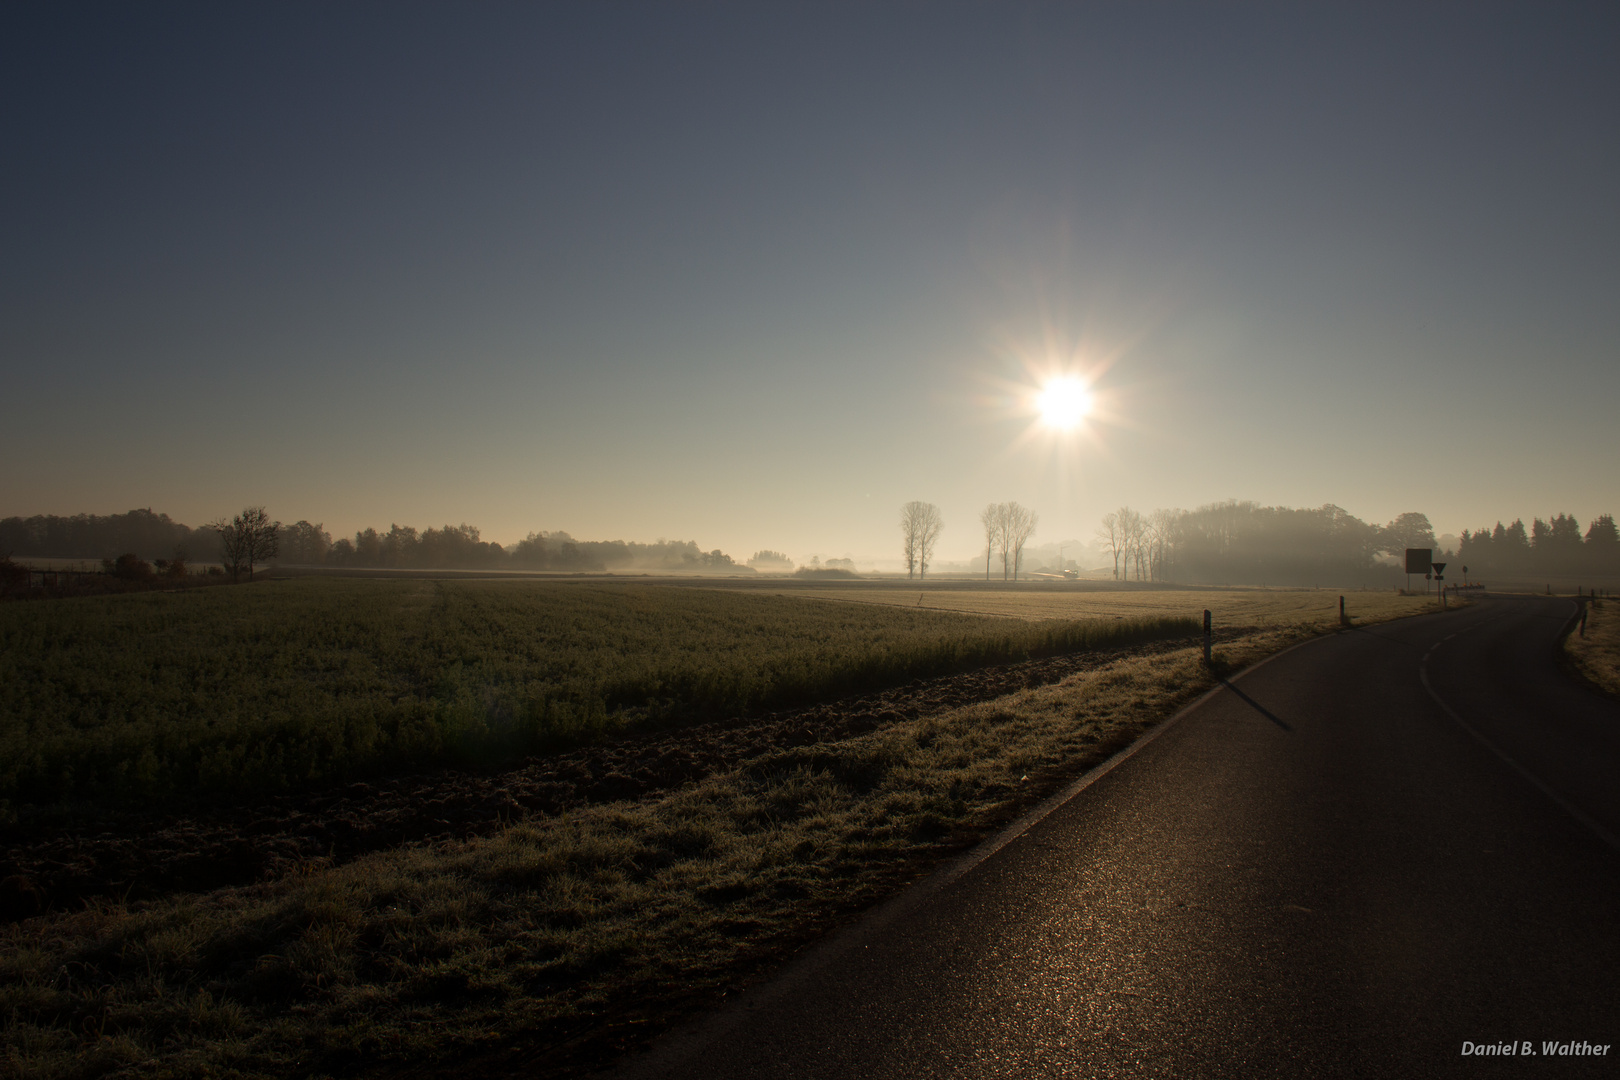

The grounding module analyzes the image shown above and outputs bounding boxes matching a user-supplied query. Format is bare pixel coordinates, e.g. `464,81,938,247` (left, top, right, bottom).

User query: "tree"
747,550,794,571
981,503,1006,580
352,527,383,566
1107,505,1145,581
918,503,944,578
1379,512,1437,558
208,507,280,582
1587,514,1618,547
1501,519,1530,561
1120,507,1147,581
278,521,331,565
1006,502,1038,580
1149,508,1178,581
1097,511,1121,581
382,524,419,568
900,501,944,579
900,505,918,578
1547,513,1583,549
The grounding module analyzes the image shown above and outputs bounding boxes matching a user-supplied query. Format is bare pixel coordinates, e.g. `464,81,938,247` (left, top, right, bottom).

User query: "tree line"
1093,501,1417,586
1094,501,1619,587
315,524,747,573
0,509,212,564
1150,502,1410,587
1457,514,1617,580
0,509,751,574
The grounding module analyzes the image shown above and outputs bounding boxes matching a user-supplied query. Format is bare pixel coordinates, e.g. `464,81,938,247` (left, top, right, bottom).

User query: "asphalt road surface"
615,595,1620,1079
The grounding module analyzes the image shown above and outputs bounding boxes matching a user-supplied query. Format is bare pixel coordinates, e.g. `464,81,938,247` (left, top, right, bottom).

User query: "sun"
1035,376,1091,430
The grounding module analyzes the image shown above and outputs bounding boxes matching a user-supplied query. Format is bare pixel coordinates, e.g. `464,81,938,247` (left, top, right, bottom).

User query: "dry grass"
1564,598,1620,698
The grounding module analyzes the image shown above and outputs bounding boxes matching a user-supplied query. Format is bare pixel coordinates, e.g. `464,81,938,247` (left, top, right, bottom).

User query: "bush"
105,553,153,580
0,557,25,588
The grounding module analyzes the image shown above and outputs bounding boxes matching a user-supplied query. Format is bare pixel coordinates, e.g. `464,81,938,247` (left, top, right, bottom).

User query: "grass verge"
1564,599,1620,699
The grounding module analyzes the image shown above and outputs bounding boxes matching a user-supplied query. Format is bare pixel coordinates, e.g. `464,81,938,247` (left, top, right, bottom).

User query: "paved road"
616,596,1620,1079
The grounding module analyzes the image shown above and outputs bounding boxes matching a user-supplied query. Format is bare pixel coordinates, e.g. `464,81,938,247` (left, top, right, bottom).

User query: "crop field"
746,581,1438,627
0,579,1448,1080
0,579,1195,813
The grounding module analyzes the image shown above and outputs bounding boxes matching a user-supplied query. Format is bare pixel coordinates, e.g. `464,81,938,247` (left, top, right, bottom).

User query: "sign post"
1404,548,1432,595
1433,562,1447,609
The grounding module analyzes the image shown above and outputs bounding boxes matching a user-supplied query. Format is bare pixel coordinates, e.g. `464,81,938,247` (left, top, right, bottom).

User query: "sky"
3,3,1617,567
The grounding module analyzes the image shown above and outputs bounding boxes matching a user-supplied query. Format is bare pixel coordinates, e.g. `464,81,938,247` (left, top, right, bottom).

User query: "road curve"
612,596,1620,1079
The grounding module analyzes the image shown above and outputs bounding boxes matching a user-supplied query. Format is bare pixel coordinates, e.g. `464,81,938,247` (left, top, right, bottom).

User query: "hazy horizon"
4,6,1617,562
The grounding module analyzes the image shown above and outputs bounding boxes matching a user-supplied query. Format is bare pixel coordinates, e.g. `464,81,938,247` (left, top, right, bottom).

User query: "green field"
0,579,1196,811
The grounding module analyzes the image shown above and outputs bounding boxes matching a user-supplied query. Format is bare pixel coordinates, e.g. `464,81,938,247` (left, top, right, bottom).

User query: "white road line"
1419,621,1620,855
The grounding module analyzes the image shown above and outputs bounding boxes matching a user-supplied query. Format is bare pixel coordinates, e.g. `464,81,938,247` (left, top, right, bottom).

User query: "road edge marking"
1420,618,1620,855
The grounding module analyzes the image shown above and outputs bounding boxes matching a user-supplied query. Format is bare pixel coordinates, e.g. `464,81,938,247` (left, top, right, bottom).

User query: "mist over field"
6,501,1616,590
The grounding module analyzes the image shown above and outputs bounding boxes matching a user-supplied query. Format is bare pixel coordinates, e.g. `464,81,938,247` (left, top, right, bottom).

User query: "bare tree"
900,504,918,578
1120,506,1148,581
901,500,944,579
209,506,280,582
1108,506,1146,581
996,505,1016,580
980,502,1005,581
1149,508,1177,581
1097,512,1121,580
918,503,944,579
1007,502,1039,580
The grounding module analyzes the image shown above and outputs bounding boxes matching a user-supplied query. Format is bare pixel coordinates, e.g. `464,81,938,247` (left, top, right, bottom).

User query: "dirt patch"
0,632,1237,922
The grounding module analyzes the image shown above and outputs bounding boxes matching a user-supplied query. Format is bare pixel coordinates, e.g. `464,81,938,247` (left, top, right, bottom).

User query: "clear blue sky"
3,3,1616,566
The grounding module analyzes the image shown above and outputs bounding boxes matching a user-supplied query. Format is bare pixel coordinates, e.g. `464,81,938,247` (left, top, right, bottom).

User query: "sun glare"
1035,377,1091,430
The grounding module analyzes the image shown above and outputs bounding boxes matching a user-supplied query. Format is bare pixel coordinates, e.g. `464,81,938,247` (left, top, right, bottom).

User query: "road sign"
1405,549,1432,574
1432,562,1447,574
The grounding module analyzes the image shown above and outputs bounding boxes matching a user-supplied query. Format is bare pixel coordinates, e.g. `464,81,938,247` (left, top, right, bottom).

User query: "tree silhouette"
208,507,280,583
900,501,944,580
980,503,1004,581
1006,503,1038,581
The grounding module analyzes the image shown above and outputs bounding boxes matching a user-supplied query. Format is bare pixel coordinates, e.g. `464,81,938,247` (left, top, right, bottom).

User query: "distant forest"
1456,514,1617,581
0,509,212,564
0,510,747,574
1099,502,1619,587
319,524,746,574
